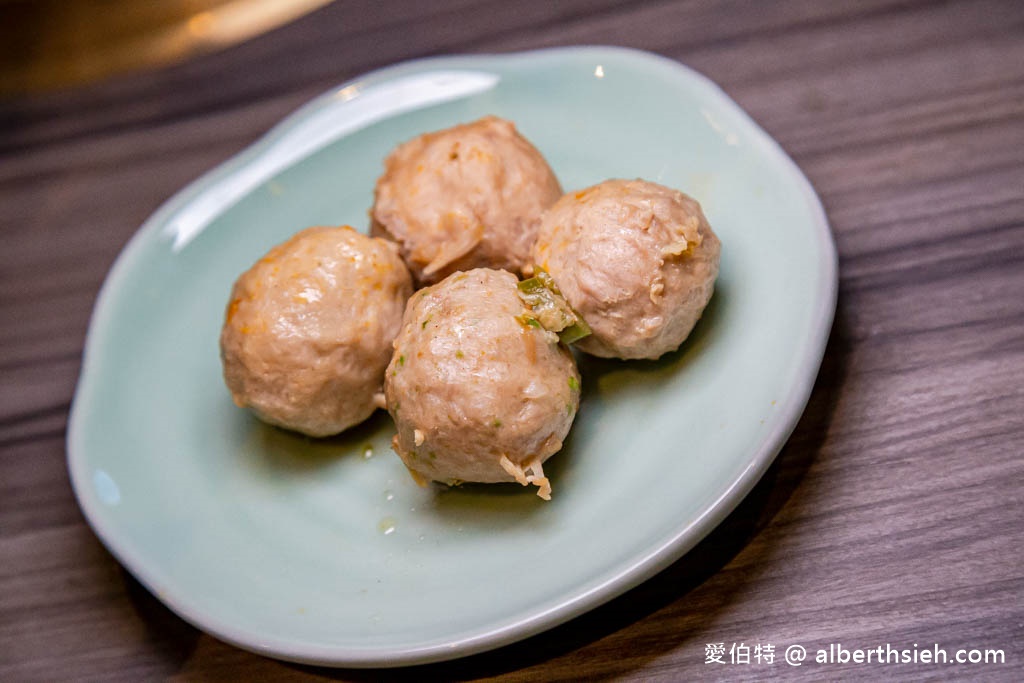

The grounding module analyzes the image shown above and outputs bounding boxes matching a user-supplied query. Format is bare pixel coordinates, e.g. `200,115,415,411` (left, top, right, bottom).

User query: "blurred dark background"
0,0,332,95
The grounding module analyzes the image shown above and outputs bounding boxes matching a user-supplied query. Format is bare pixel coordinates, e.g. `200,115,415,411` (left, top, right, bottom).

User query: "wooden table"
3,1,1022,679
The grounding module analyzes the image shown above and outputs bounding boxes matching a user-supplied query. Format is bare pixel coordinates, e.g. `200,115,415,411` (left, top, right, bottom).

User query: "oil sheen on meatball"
371,116,563,285
384,268,581,499
534,179,721,360
220,226,413,437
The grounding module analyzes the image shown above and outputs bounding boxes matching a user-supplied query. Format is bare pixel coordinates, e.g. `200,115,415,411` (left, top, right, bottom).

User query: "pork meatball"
371,116,563,285
533,179,721,360
221,226,413,437
384,268,581,499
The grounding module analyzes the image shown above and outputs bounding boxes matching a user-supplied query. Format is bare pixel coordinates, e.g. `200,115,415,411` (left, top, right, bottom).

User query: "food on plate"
217,115,723,502
533,179,721,360
220,226,413,437
384,268,581,499
371,116,563,285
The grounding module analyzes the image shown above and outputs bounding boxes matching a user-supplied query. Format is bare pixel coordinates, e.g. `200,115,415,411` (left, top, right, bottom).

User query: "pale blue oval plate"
68,46,836,667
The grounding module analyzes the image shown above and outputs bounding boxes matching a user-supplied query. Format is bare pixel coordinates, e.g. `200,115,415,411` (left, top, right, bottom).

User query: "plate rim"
67,45,838,667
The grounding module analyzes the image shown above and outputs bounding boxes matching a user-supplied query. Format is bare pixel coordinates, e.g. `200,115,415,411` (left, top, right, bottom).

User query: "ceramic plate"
68,46,836,667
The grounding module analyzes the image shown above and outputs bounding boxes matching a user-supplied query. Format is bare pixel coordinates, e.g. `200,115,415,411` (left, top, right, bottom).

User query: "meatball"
371,116,563,285
533,179,721,360
384,269,581,499
220,226,413,437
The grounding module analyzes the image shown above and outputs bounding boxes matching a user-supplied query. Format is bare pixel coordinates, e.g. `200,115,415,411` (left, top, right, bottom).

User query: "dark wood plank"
2,0,1022,680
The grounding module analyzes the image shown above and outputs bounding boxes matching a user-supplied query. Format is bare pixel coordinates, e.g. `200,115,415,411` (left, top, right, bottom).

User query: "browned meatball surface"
534,179,721,360
371,116,562,285
221,226,413,437
384,269,580,499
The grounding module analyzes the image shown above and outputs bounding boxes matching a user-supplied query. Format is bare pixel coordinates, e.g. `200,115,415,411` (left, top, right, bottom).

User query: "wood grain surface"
2,0,1022,680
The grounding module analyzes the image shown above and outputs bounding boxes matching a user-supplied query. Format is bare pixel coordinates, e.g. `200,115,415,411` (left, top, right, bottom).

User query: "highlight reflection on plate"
68,46,836,667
